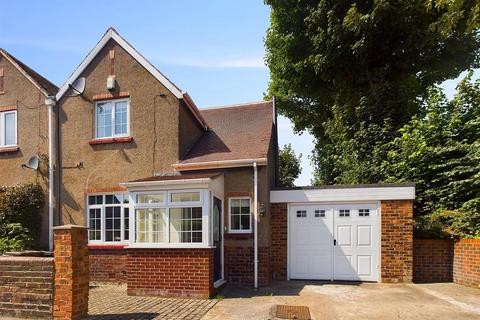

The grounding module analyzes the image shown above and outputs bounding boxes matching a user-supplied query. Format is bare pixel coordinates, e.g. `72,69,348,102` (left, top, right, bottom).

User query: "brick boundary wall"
126,248,214,298
413,239,453,283
453,239,480,288
224,246,270,286
89,247,127,282
381,200,413,283
270,203,288,280
0,256,54,318
53,225,89,320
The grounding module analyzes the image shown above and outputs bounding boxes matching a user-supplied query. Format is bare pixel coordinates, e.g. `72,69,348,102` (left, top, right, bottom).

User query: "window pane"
231,215,240,230
135,209,167,243
96,102,113,138
169,207,202,243
124,208,129,240
105,206,122,242
89,208,101,241
171,192,200,202
240,215,250,230
105,194,122,204
137,194,164,204
115,101,128,135
4,113,15,145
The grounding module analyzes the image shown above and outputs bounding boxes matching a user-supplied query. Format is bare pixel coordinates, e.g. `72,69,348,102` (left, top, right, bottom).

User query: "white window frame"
129,189,210,248
86,193,130,244
0,110,17,147
94,98,130,139
228,197,252,234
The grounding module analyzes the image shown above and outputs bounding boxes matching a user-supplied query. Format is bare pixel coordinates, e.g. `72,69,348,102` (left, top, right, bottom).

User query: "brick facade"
126,248,214,298
413,239,453,283
224,246,270,286
0,256,54,318
453,239,480,288
53,225,89,320
89,247,127,282
381,200,413,283
270,203,288,280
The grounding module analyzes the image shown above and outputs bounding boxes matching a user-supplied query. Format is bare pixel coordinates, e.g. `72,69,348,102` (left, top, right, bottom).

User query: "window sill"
87,244,127,250
225,233,253,239
0,146,19,154
126,243,215,249
89,136,134,145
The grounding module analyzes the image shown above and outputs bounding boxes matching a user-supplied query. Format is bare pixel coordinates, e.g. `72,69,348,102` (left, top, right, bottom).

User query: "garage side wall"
381,200,413,283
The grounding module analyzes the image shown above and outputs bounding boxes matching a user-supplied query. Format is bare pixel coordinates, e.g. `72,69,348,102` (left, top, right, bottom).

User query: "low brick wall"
126,248,214,298
224,246,270,286
413,239,453,283
0,256,54,319
454,239,480,288
89,246,127,282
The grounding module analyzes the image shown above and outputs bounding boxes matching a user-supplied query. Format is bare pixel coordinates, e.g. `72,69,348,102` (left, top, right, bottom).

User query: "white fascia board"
121,178,213,191
173,157,268,171
56,28,183,101
270,186,415,203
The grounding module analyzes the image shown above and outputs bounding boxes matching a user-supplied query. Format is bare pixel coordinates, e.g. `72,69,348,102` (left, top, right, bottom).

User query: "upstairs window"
95,99,129,139
0,111,17,147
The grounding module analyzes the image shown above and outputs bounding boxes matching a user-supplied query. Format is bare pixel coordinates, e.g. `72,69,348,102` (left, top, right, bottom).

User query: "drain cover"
275,305,311,320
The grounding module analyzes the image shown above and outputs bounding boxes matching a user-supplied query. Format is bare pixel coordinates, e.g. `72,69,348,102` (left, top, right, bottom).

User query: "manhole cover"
275,305,311,320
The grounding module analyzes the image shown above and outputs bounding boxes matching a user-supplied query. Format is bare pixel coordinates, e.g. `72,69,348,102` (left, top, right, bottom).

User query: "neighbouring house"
1,28,416,299
0,49,58,249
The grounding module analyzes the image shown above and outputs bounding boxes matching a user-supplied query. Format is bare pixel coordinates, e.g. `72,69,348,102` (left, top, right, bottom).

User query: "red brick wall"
89,247,127,282
413,239,453,283
224,246,270,286
270,203,288,280
126,248,214,298
0,256,54,319
381,200,413,283
453,239,480,288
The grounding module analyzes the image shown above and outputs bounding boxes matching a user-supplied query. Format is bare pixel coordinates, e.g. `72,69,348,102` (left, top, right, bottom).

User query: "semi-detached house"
0,28,415,298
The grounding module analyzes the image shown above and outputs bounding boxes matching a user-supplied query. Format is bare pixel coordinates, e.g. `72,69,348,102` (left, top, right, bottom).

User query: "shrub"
0,184,44,248
0,223,34,254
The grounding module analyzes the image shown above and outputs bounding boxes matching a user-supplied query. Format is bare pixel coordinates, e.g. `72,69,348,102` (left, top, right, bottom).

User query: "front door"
213,197,223,282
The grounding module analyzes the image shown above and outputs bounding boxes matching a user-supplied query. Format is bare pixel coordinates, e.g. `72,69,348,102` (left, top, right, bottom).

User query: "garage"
270,183,416,283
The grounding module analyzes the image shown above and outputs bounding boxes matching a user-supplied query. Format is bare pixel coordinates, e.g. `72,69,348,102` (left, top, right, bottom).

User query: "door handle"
334,239,337,246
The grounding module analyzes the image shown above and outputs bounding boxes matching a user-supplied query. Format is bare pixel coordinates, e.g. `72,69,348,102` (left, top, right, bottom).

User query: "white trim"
174,158,268,171
270,186,415,203
56,28,183,100
121,178,213,189
228,197,252,234
94,98,130,139
0,110,17,147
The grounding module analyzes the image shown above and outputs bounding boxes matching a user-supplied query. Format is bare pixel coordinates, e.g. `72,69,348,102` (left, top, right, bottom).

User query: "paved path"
87,284,217,320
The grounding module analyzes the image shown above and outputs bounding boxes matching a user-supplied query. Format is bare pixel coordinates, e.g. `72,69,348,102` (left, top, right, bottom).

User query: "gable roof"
174,101,275,170
55,27,208,129
0,49,58,96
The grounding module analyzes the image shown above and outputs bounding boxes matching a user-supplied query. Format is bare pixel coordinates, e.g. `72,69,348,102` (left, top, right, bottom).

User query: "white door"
289,204,379,282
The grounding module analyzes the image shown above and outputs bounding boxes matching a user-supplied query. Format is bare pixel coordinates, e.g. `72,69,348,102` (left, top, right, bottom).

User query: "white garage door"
289,203,379,282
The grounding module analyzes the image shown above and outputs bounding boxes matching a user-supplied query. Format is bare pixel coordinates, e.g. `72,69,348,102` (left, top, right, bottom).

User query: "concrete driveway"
203,281,480,320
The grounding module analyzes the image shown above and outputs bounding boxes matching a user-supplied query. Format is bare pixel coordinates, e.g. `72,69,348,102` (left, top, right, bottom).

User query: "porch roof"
128,172,222,183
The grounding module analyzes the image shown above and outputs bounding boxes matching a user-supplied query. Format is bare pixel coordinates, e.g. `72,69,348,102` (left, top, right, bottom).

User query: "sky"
1,0,477,186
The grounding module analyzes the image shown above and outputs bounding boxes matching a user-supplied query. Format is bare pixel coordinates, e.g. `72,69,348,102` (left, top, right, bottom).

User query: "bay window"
87,193,129,243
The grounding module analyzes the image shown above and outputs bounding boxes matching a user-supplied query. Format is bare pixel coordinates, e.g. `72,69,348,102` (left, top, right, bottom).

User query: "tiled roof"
129,172,222,183
0,49,58,96
180,101,274,164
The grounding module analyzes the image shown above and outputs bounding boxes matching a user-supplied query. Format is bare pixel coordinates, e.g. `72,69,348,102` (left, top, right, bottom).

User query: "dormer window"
95,99,129,139
0,110,17,147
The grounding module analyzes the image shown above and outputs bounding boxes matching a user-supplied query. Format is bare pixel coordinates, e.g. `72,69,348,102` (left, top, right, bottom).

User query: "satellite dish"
69,77,86,96
22,155,39,171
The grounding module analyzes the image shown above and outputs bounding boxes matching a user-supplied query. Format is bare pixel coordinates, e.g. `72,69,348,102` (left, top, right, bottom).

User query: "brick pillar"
53,225,89,320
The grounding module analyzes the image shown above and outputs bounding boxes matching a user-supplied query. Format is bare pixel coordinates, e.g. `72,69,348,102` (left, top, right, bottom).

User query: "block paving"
87,284,218,320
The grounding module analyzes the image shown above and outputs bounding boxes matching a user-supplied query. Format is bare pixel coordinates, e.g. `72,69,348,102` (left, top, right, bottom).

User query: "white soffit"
270,185,415,203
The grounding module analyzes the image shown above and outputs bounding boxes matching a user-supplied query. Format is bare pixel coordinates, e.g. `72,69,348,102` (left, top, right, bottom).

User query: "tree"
265,0,480,184
279,144,302,187
381,74,480,238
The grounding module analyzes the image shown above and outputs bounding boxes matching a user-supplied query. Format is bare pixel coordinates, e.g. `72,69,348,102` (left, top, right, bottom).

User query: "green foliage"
265,0,480,185
279,143,302,187
0,223,34,254
0,184,45,247
382,75,480,238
